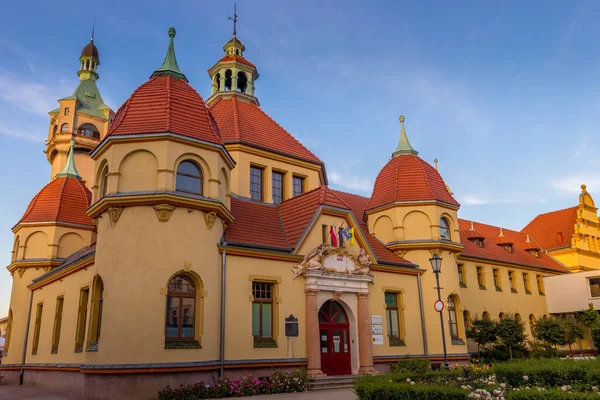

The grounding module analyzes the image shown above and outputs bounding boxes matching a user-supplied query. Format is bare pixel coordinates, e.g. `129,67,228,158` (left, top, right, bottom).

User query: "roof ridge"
107,79,147,135
250,102,320,162
53,178,70,222
330,188,369,200
324,186,351,209
415,156,436,201
459,218,522,236
166,76,172,132
318,185,326,204
275,204,292,248
231,97,241,140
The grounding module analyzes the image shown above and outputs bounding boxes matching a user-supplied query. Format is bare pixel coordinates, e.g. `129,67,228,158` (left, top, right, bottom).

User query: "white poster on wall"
372,335,384,345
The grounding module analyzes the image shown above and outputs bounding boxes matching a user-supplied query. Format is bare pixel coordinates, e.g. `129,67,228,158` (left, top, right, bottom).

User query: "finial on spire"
228,3,238,36
91,18,96,43
56,140,82,180
499,228,504,237
393,115,418,157
434,158,439,171
470,221,475,231
150,27,188,82
526,234,531,243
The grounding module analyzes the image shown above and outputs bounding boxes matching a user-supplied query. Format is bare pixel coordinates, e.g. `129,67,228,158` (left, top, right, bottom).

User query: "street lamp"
430,252,450,370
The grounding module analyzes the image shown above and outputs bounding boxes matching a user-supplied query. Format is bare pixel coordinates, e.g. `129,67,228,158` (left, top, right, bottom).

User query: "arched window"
60,123,70,133
12,237,19,262
225,69,232,90
166,275,196,340
463,310,471,332
482,311,490,321
176,161,203,195
447,296,459,340
515,313,522,323
52,125,58,135
529,314,536,326
237,71,248,93
499,312,505,320
78,123,100,139
215,73,221,91
440,217,451,240
100,165,109,197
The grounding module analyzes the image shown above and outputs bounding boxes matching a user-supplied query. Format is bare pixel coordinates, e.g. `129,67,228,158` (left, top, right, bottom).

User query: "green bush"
389,359,430,374
495,359,599,387
355,376,467,400
505,389,600,399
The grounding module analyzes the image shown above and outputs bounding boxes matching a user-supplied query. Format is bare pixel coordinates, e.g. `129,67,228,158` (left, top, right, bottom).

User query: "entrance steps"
307,375,356,391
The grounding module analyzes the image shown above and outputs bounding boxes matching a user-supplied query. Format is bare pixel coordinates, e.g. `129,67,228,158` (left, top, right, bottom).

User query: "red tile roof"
224,187,413,266
209,97,322,164
366,155,459,211
226,197,289,250
521,207,577,251
458,219,568,273
107,75,223,145
333,190,414,266
279,186,350,247
18,178,94,227
217,55,256,68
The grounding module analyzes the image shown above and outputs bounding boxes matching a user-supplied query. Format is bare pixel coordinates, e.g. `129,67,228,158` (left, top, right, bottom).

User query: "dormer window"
440,218,451,240
501,244,513,253
528,249,540,257
470,238,484,248
466,221,484,247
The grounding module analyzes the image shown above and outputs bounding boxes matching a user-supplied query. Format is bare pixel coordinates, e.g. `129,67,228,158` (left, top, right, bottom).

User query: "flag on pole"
329,225,338,247
338,225,344,247
344,226,355,246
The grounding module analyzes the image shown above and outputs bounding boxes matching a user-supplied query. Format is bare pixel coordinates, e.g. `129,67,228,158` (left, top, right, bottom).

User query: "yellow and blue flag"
344,226,355,246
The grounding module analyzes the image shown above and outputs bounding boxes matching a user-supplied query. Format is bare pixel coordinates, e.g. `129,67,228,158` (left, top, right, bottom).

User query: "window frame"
250,165,265,202
75,288,89,353
385,292,401,340
509,271,517,293
32,302,43,355
476,266,486,290
523,273,531,294
447,296,459,340
440,217,451,240
292,175,305,197
165,275,197,341
493,268,502,291
51,297,64,354
458,264,467,288
536,274,545,295
60,123,70,133
175,160,203,196
252,281,274,342
272,170,285,205
589,277,600,299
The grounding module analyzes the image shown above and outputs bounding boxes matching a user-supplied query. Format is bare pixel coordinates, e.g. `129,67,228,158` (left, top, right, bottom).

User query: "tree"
579,304,600,328
560,317,585,355
467,315,497,358
496,314,526,359
532,317,566,357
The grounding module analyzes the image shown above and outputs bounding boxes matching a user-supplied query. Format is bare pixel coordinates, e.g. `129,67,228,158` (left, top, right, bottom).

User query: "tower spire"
393,115,418,156
150,27,188,82
55,140,82,180
228,3,238,37
91,18,95,43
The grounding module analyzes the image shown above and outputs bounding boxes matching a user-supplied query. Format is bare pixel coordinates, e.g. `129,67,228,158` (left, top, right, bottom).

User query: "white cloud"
551,175,600,194
459,193,547,206
329,170,373,194
0,125,46,142
0,72,63,116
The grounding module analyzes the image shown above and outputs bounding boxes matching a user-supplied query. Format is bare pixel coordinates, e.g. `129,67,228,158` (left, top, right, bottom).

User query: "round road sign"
434,300,444,312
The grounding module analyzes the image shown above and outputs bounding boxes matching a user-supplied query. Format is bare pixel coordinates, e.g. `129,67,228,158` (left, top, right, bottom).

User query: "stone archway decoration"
153,204,176,222
108,207,124,228
291,244,373,279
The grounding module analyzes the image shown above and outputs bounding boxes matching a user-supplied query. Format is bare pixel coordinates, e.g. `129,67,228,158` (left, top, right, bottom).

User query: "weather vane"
228,3,238,36
91,17,96,43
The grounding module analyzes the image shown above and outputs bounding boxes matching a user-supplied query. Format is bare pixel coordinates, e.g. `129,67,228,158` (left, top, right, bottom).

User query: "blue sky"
1,0,599,315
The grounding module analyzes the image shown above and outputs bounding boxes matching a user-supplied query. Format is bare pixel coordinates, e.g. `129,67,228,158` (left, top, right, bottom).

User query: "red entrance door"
319,300,351,376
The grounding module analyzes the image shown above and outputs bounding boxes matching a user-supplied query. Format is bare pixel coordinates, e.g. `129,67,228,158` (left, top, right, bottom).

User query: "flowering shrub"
157,369,306,399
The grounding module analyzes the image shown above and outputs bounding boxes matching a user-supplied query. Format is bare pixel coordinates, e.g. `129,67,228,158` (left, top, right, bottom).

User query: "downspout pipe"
20,289,34,385
219,243,227,378
417,274,429,359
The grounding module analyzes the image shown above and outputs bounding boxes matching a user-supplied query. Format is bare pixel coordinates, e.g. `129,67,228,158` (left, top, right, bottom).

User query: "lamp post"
430,252,450,370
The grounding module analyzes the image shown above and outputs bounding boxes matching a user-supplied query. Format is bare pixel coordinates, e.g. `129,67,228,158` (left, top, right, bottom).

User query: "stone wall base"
0,365,302,400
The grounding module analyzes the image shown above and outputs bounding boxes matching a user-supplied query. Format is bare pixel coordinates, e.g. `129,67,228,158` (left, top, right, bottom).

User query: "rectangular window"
536,274,545,295
509,271,517,293
75,288,89,352
590,277,600,298
32,303,43,355
272,171,285,204
493,269,501,291
51,297,64,354
252,282,273,341
385,292,401,340
458,264,466,288
476,266,485,289
64,107,70,116
292,175,305,197
250,166,264,202
322,224,328,244
523,273,531,294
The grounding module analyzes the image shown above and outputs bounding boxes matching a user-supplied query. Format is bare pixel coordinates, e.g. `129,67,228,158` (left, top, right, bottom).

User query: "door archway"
318,300,351,376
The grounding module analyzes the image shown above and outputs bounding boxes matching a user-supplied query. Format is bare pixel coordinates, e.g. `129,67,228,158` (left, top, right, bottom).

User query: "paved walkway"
0,385,356,400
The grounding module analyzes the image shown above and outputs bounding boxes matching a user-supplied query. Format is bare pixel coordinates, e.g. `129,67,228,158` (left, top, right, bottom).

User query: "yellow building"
0,25,596,399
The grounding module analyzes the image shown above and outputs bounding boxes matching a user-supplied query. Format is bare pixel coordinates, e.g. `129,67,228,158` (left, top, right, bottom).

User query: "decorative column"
357,292,377,375
305,289,325,378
